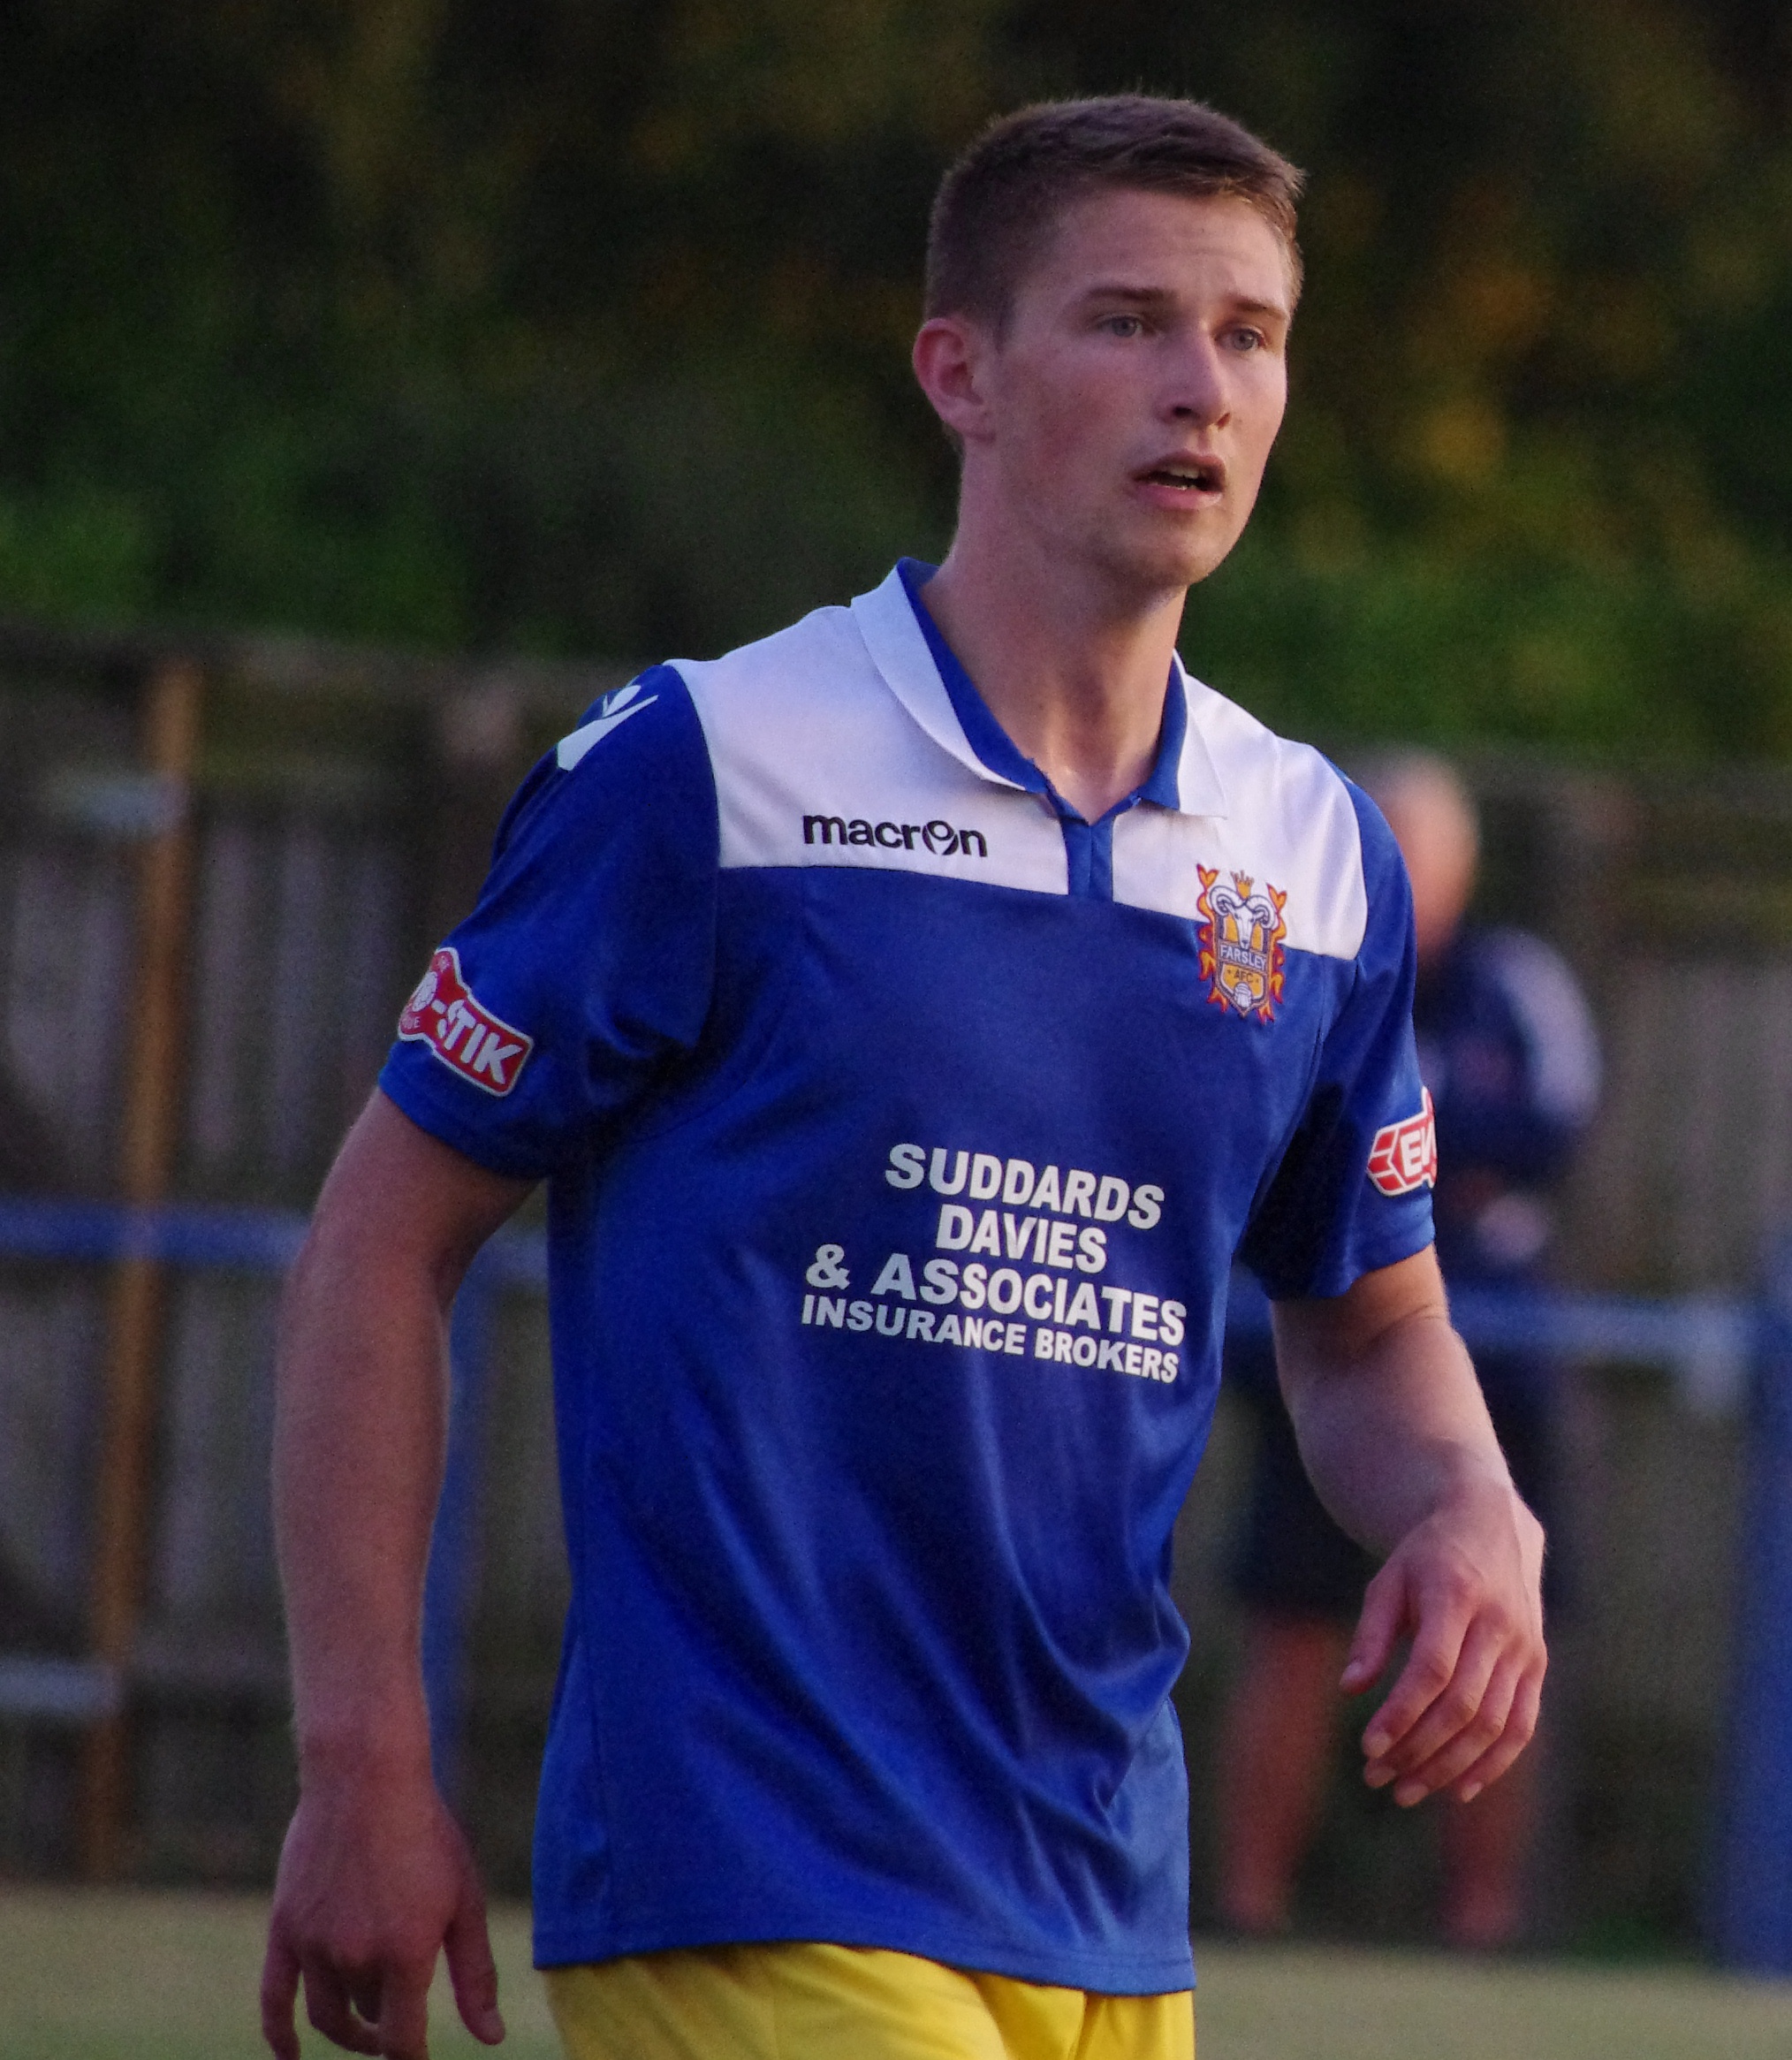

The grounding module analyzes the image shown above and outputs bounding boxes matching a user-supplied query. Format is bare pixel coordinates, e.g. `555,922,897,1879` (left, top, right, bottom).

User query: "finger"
302,1958,383,2056
1340,1563,1409,1695
1360,1610,1469,1767
1448,1661,1545,1803
260,1929,304,2060
1388,1648,1521,1806
1369,1619,1504,1790
375,1958,436,2060
445,1876,506,2046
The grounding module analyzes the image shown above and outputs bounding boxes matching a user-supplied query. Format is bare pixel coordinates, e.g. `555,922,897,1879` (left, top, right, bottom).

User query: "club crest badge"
1196,866,1287,1022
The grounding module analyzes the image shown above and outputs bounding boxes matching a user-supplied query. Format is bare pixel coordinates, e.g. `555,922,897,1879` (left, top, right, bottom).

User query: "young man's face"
954,186,1292,597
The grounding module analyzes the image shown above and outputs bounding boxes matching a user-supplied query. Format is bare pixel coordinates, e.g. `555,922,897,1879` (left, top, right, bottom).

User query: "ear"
912,314,998,447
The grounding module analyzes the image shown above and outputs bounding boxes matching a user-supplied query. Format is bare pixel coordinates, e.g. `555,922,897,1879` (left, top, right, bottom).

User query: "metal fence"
0,621,607,1878
5,1190,1792,1966
6,619,1792,1953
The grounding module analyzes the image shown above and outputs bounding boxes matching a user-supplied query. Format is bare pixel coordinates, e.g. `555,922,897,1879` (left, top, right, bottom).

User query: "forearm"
1273,1288,1513,1559
264,1101,529,2060
271,1093,530,1776
1268,1251,1546,1806
273,1222,450,1772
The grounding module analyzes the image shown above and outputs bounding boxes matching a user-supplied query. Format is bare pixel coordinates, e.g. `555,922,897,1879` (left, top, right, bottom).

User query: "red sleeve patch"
398,946,534,1097
1366,1088,1438,1197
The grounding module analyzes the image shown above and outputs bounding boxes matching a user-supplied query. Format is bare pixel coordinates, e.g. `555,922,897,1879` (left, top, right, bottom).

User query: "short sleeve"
378,665,718,1179
1238,783,1436,1300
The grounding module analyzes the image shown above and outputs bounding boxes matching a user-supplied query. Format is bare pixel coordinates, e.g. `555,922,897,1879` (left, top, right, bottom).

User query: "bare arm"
262,1091,534,2060
1272,1247,1546,1808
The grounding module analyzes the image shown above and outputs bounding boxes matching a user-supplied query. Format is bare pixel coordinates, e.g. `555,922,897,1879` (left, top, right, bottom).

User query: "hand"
1340,1475,1546,1808
261,1759,505,2060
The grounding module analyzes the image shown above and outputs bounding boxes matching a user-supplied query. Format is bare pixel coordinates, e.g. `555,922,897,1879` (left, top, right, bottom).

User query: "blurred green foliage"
3,0,1790,751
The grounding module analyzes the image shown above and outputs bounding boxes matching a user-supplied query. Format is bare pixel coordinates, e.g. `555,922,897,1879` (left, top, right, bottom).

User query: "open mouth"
1140,459,1225,494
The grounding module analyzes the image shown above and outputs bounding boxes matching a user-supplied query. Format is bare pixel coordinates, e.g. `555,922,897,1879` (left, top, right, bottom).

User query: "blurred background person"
1215,750,1601,1950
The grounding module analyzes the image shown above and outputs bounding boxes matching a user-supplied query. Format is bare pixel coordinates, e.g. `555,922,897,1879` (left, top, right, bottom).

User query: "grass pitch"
2,1889,1790,2059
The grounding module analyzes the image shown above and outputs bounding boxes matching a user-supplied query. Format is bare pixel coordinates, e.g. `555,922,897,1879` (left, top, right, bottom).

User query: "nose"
1163,335,1230,428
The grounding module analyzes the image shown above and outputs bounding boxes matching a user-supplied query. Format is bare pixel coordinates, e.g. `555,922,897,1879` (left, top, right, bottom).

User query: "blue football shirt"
380,562,1435,1991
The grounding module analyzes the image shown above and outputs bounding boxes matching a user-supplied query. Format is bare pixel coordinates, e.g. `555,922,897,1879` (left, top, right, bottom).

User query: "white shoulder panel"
1111,677,1369,960
674,602,1067,894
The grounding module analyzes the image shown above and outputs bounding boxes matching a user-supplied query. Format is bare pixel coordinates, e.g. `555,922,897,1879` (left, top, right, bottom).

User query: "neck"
919,514,1188,823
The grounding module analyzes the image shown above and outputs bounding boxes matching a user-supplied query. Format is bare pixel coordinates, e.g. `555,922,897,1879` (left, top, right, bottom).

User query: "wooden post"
80,658,202,1880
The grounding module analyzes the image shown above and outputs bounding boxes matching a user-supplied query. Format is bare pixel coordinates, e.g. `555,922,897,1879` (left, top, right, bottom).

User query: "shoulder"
1181,676,1405,962
1459,926,1593,1033
671,600,866,699
546,602,872,804
1460,927,1601,1114
1467,926,1582,994
670,602,880,760
553,664,696,776
495,662,716,864
664,600,900,787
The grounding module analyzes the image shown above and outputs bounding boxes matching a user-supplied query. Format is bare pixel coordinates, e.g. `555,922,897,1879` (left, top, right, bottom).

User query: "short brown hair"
924,95,1304,331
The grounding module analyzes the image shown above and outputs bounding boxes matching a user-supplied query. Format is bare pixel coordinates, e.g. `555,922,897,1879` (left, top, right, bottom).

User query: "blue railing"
0,1196,1785,1970
0,1197,540,1784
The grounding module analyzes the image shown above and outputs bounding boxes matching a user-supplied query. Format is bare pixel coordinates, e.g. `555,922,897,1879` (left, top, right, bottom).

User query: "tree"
3,0,1790,751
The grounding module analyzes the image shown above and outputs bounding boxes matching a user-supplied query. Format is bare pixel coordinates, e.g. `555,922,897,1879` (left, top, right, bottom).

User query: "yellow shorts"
544,1942,1194,2060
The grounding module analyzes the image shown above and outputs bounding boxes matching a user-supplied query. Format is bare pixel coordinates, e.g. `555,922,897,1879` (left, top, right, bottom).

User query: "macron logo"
557,680,658,771
802,813,989,859
398,946,534,1096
